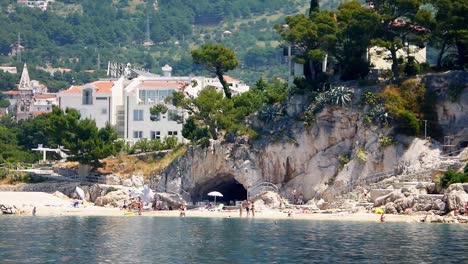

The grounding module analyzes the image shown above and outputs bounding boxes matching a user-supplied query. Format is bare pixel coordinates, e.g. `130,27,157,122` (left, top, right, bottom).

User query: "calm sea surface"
0,216,467,263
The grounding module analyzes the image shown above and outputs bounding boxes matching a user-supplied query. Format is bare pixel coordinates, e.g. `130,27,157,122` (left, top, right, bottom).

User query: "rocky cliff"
150,71,467,202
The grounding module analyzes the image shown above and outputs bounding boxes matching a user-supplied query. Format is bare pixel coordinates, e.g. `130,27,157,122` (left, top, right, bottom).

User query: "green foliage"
149,104,168,121
403,57,422,76
168,78,288,143
192,44,238,98
338,154,350,170
336,1,380,80
437,169,468,188
357,148,367,164
378,136,395,148
45,107,122,168
380,79,431,135
432,0,468,70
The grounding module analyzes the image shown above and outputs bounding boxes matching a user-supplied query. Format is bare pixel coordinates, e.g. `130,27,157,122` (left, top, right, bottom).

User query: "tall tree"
191,44,239,99
275,12,337,82
309,0,319,16
45,107,121,168
336,1,380,80
368,0,431,79
433,0,468,69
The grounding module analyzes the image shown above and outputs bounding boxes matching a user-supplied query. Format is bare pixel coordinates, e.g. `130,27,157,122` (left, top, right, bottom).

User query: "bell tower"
16,63,34,120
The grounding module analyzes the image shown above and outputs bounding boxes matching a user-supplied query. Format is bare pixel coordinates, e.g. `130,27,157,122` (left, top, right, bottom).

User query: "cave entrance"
193,174,247,206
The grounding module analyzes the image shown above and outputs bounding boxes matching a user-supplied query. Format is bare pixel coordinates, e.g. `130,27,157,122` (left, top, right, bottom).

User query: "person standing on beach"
138,197,143,215
251,203,255,217
32,206,36,216
239,202,243,217
245,200,251,217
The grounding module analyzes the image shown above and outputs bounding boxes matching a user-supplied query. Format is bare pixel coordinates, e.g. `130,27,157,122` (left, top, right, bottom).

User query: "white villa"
368,45,427,71
58,64,250,143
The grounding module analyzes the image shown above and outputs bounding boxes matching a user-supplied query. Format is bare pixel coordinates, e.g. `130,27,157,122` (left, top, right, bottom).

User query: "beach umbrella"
374,208,384,214
75,186,85,201
207,191,223,206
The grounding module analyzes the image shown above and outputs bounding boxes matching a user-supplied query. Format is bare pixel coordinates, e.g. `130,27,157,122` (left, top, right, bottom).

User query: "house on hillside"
0,66,17,74
31,93,58,112
58,64,250,143
57,78,125,135
17,0,49,11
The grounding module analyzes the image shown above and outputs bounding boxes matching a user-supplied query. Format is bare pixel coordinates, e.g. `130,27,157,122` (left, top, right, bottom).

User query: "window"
150,131,161,140
168,131,178,136
133,109,144,121
96,97,107,100
133,131,143,139
150,113,160,121
82,88,93,105
168,110,179,121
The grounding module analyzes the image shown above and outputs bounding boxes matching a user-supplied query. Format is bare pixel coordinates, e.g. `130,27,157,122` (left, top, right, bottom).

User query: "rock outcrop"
147,71,467,204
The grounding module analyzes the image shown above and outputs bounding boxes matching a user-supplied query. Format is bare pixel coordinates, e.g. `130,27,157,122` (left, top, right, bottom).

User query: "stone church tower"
16,63,34,120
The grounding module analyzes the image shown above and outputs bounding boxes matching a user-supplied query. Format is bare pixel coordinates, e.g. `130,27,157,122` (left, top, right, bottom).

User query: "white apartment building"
58,64,250,143
31,93,58,113
57,78,124,132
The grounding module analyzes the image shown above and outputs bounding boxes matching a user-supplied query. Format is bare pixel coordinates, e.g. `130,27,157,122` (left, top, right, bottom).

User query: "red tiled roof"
93,81,114,93
3,90,19,95
60,85,82,94
34,94,57,99
33,110,49,115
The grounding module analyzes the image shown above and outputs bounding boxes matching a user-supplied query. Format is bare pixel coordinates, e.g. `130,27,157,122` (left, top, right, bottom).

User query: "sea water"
0,216,466,263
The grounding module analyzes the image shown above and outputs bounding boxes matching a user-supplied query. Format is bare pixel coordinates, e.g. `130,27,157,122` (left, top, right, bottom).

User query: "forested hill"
0,0,318,91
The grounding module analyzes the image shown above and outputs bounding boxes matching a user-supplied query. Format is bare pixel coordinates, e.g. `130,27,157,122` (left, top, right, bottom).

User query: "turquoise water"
0,217,467,263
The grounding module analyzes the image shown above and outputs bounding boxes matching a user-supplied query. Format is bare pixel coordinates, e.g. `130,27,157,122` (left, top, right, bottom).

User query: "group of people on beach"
122,197,144,215
239,200,255,217
291,189,304,205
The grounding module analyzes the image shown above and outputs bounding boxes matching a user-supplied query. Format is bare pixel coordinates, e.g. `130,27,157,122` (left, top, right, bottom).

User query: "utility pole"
423,120,427,139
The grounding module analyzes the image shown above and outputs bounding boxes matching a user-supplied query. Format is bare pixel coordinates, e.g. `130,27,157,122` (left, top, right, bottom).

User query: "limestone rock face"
155,192,187,209
131,175,144,188
122,179,132,187
443,184,468,211
251,191,281,208
95,190,127,207
149,71,467,202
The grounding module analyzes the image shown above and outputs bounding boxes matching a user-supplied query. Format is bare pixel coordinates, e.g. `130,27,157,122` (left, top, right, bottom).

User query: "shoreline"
0,191,424,223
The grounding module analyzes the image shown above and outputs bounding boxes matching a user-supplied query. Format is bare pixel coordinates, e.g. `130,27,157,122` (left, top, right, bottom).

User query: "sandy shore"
0,191,426,222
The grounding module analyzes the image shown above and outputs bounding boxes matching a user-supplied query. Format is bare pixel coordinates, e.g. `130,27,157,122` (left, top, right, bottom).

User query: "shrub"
357,148,367,164
379,136,395,147
338,155,350,170
397,110,420,135
437,169,468,188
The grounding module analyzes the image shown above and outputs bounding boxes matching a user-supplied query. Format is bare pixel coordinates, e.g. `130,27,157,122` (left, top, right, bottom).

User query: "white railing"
247,182,279,199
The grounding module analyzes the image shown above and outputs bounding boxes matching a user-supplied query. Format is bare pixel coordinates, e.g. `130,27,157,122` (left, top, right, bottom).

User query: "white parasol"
207,191,223,206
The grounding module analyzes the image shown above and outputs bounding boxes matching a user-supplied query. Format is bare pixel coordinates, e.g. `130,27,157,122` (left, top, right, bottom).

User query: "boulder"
394,196,415,212
443,189,468,211
384,202,398,214
52,191,70,200
131,174,144,188
95,190,128,207
251,191,281,208
105,174,122,185
374,190,405,207
122,179,132,187
156,192,187,209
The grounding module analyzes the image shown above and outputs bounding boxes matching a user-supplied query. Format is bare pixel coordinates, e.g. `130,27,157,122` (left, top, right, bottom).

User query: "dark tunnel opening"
193,175,247,205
